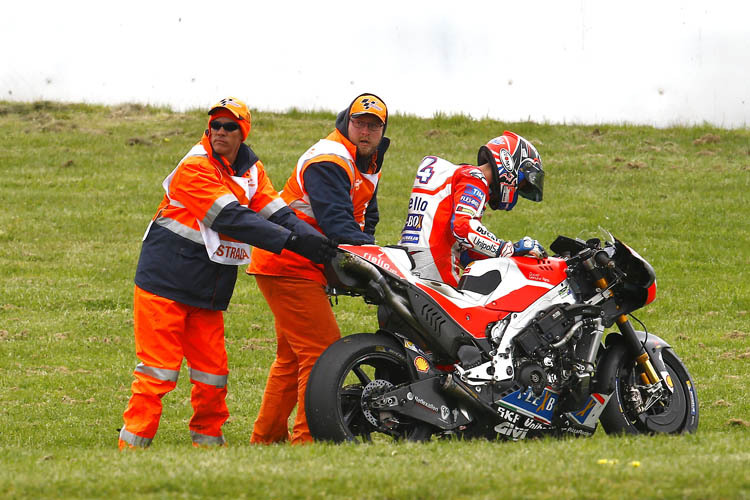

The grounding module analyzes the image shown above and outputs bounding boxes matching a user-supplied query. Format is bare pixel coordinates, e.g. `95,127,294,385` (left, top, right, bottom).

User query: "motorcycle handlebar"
594,248,615,268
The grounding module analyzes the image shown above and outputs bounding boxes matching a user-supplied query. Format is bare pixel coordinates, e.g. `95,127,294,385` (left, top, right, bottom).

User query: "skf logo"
414,356,430,373
359,97,383,111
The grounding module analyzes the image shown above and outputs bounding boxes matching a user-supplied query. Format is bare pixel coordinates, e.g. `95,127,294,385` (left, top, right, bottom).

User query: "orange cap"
349,94,387,124
208,97,251,140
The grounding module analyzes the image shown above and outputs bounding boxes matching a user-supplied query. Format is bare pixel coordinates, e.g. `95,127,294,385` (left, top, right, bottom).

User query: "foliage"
0,101,749,499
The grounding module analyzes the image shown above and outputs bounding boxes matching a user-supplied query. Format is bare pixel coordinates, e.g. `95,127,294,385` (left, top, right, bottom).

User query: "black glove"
285,232,338,264
334,237,373,245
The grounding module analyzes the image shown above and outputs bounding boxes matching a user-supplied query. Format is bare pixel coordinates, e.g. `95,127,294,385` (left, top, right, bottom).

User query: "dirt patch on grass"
239,338,275,351
725,330,749,339
693,133,721,145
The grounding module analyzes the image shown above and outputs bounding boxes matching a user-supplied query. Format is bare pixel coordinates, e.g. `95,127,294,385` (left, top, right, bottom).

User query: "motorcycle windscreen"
613,238,657,313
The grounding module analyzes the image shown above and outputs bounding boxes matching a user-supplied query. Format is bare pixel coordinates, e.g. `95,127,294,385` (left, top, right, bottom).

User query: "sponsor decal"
562,425,595,437
468,170,486,182
414,356,430,373
408,195,428,212
687,380,697,415
527,272,551,284
362,251,396,274
499,148,514,171
414,395,439,413
494,421,529,440
566,392,611,427
498,242,514,257
459,195,480,210
358,97,383,111
400,233,419,244
499,386,559,425
464,186,484,199
403,213,424,231
473,224,495,238
472,238,499,254
440,405,450,421
455,205,477,215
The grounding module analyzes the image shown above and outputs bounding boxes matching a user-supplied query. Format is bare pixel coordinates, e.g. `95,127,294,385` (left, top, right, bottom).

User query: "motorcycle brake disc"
360,379,395,427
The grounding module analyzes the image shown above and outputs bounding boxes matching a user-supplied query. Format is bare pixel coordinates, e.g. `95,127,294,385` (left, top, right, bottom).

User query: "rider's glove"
513,237,548,259
285,232,339,264
494,241,515,258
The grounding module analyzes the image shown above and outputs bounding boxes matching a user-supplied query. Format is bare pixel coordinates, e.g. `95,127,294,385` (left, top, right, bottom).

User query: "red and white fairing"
338,245,575,382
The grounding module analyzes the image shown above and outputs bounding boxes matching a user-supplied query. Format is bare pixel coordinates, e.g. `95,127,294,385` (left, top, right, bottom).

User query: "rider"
399,131,546,287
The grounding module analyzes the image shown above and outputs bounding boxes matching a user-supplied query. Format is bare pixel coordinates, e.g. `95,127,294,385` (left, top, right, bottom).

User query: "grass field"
1,101,749,499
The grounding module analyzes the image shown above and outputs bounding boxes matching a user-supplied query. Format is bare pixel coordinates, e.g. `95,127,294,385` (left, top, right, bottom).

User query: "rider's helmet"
477,131,544,211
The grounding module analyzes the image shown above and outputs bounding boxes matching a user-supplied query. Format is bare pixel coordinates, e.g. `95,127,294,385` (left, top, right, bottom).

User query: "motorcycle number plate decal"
498,387,559,426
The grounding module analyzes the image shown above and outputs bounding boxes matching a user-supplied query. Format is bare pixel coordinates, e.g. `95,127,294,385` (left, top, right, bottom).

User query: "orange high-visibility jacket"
248,128,381,285
135,134,291,310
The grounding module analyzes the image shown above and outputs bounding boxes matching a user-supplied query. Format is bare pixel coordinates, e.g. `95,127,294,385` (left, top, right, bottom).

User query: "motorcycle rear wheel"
597,343,699,434
305,332,435,443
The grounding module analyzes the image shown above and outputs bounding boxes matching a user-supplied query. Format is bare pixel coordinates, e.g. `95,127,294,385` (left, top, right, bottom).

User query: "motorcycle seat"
384,244,416,270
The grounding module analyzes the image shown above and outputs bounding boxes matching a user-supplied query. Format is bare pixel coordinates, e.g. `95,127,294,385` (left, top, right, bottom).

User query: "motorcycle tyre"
305,332,435,443
596,343,699,435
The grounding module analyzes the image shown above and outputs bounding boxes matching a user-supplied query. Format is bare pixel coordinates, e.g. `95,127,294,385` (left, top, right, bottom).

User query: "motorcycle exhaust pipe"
340,253,427,336
442,373,496,416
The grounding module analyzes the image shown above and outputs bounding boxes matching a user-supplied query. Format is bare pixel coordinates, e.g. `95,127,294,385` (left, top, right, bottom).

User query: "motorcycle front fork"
615,314,661,385
593,276,661,386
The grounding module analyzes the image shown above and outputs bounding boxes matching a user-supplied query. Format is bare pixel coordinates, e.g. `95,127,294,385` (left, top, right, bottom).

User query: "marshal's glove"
513,236,547,259
285,232,338,264
333,234,374,246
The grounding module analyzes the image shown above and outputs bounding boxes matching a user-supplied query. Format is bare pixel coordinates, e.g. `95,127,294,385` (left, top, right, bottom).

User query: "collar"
200,134,258,176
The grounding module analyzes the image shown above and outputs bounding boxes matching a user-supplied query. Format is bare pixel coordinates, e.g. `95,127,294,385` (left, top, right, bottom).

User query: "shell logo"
414,356,430,373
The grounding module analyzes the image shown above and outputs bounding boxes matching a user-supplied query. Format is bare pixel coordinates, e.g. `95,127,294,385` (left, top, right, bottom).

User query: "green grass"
1,101,749,499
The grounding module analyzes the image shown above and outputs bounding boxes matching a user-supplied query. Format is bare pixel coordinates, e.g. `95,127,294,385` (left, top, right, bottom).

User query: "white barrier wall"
1,0,747,128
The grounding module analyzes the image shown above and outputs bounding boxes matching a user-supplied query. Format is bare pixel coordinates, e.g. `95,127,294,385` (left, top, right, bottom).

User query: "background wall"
2,0,748,128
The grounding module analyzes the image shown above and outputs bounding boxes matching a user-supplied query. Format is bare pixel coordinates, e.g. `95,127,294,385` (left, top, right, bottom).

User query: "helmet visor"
518,161,544,202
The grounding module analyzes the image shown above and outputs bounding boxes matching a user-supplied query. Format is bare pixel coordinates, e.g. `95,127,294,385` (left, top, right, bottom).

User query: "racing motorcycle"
305,231,699,442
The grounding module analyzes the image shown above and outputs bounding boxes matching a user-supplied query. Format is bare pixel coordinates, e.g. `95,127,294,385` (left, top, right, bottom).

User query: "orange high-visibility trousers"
250,275,341,445
119,286,229,448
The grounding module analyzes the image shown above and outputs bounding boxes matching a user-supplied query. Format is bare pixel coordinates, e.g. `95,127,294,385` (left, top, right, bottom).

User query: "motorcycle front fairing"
611,238,657,315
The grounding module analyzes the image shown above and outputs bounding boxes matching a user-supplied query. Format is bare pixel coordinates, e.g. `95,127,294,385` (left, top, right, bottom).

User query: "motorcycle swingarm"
371,377,472,430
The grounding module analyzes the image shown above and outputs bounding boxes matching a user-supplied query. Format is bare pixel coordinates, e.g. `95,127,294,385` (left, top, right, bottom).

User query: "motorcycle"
305,231,699,442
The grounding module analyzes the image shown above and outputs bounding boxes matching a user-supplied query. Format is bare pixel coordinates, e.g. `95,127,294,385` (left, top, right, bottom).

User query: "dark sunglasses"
210,121,240,132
